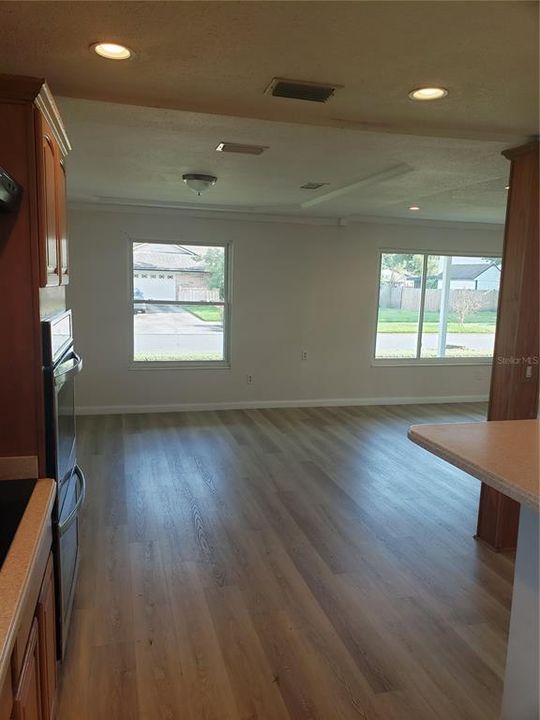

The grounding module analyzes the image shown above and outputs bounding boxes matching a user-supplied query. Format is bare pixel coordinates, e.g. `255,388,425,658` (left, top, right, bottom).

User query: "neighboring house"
133,243,218,301
407,263,501,290
435,262,501,290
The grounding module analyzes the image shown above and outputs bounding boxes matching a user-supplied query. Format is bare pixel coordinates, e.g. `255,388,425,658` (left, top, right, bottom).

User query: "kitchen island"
0,477,56,719
408,419,539,720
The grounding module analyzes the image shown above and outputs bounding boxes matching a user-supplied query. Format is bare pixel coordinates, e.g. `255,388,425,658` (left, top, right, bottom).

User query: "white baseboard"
76,395,488,415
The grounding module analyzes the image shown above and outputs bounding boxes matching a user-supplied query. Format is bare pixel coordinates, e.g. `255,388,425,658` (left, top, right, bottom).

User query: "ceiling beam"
300,163,413,208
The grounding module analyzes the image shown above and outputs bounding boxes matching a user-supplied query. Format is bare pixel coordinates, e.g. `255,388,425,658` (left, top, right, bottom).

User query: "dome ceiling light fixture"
182,173,218,196
91,42,133,60
408,86,448,101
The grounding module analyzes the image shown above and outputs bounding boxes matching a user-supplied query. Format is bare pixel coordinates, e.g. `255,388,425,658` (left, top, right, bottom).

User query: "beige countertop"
408,419,539,510
0,478,55,686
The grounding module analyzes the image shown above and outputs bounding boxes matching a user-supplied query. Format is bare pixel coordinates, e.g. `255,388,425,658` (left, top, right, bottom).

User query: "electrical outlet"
247,374,253,385
301,350,308,361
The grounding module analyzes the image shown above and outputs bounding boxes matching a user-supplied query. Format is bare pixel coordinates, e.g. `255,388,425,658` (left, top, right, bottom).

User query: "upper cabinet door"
37,114,60,287
57,159,69,286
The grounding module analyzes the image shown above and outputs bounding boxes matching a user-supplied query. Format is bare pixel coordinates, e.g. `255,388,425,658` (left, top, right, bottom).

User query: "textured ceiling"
3,1,536,222
1,1,538,141
60,97,515,223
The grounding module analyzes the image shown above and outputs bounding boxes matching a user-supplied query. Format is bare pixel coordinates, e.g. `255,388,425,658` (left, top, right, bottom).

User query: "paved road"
134,305,223,355
134,306,494,359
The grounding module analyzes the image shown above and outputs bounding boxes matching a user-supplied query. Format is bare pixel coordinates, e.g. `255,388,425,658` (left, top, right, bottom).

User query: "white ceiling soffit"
59,97,520,223
300,164,413,208
0,1,538,142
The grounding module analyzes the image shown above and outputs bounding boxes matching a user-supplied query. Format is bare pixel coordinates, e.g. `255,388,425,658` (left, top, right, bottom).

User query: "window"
131,241,230,365
374,252,501,361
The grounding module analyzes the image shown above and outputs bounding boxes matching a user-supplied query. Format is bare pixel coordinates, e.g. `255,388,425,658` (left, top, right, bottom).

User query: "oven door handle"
54,352,83,387
58,465,86,537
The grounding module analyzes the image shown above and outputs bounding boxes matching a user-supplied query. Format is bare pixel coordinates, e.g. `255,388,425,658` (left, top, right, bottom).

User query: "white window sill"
129,361,231,371
372,357,493,367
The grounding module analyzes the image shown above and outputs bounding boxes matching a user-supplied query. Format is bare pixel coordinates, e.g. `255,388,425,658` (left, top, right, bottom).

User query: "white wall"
67,205,503,413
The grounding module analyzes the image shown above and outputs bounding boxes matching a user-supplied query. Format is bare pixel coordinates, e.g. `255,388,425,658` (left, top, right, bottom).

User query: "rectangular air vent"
215,142,269,155
300,182,329,190
265,77,341,103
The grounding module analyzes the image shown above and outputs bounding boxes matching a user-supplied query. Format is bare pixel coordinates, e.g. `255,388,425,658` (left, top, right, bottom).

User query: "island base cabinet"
4,552,58,720
36,556,57,720
13,620,42,720
0,668,13,720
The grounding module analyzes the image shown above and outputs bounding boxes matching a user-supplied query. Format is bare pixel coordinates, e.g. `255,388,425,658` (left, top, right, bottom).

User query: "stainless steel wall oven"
42,309,85,659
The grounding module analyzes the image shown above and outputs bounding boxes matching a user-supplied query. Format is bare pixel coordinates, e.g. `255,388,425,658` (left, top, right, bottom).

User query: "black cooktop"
0,478,36,569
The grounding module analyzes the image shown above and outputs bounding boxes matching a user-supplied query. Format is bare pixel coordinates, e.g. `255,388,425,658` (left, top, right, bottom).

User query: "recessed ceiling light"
91,42,133,60
408,87,448,101
408,205,420,211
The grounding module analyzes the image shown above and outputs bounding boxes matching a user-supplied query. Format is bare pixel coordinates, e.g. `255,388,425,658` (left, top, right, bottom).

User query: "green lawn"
183,305,223,322
378,309,496,334
378,348,491,359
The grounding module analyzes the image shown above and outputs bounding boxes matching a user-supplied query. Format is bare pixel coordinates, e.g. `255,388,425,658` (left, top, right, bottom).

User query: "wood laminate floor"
57,404,514,720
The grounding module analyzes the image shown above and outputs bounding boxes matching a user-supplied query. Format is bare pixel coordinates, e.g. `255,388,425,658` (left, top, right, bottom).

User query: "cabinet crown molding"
502,139,539,161
0,74,71,157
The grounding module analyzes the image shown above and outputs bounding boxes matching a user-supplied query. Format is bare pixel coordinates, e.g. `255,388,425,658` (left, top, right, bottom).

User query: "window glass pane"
132,242,227,363
375,253,424,359
133,243,225,303
133,303,224,362
420,255,500,359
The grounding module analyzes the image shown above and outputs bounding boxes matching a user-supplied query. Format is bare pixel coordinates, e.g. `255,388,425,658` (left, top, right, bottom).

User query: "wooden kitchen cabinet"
36,112,69,288
57,159,69,286
37,115,60,287
36,556,57,720
0,74,71,470
0,667,13,720
12,619,42,720
2,551,58,720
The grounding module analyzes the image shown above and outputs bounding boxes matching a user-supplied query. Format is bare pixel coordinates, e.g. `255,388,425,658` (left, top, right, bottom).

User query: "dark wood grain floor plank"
58,403,510,720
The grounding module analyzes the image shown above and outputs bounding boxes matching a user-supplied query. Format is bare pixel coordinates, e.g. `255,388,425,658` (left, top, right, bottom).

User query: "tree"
452,291,484,326
381,253,439,285
382,253,421,278
201,248,225,300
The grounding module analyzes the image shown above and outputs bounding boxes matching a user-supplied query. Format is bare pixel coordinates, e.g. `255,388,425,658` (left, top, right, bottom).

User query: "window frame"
128,237,232,370
372,248,502,367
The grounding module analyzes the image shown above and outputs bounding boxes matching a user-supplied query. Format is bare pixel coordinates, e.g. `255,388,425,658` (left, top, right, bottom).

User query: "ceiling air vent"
300,182,329,190
215,142,269,155
265,77,341,103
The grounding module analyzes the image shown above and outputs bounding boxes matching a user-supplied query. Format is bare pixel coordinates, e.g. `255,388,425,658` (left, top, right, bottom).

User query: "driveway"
134,305,223,355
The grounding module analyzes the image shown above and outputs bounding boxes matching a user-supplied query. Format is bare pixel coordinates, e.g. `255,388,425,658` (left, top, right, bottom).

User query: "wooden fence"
380,284,499,313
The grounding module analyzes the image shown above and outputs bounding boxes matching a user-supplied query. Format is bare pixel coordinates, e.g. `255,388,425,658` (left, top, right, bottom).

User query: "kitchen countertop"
0,478,55,686
408,419,539,510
